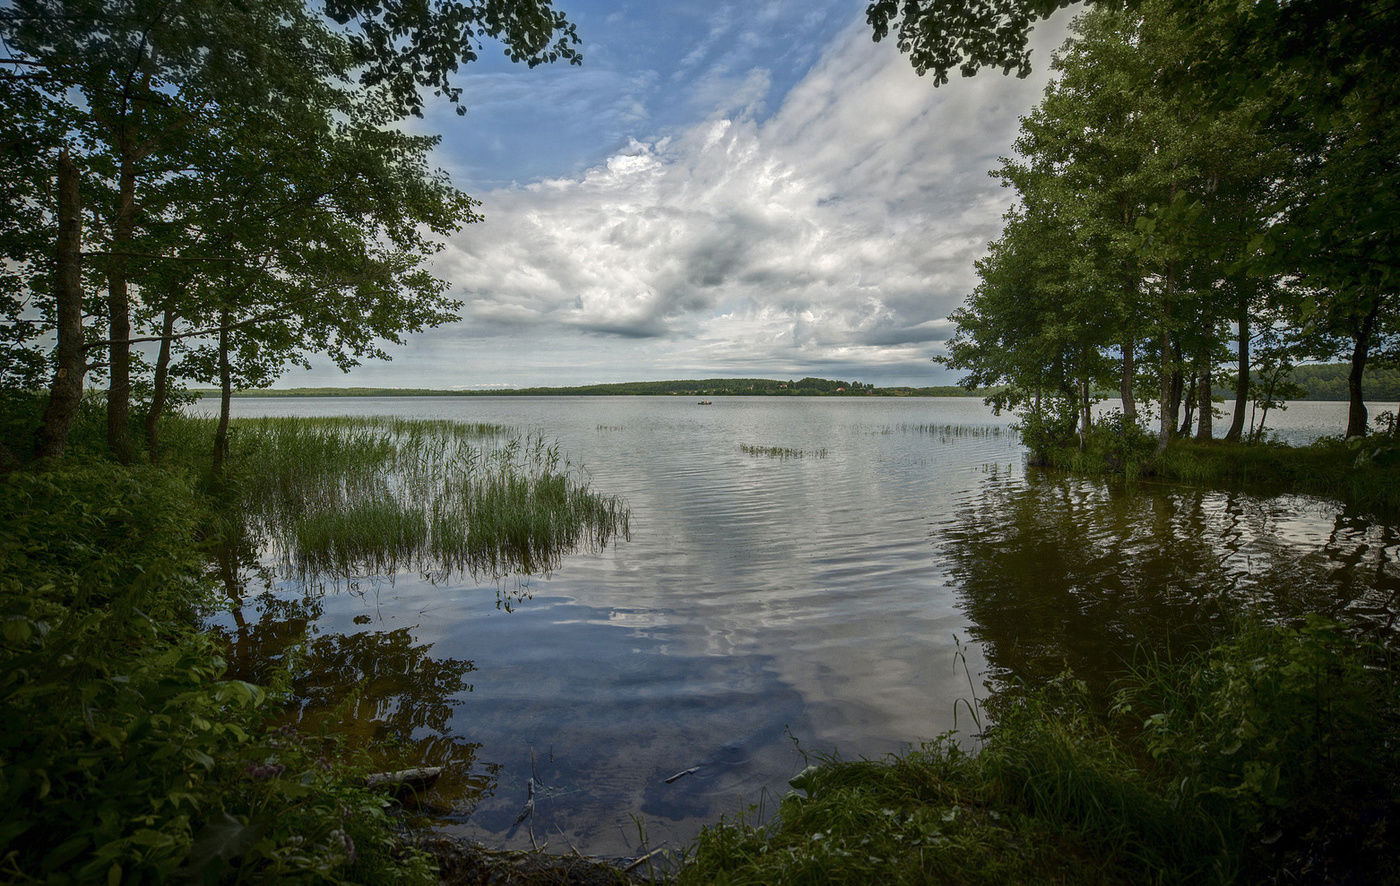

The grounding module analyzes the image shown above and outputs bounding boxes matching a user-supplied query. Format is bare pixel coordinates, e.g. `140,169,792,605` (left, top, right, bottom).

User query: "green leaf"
180,812,266,878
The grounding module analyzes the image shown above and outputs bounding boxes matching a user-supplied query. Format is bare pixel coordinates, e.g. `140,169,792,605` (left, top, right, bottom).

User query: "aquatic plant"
739,444,829,459
226,417,629,581
898,422,1006,438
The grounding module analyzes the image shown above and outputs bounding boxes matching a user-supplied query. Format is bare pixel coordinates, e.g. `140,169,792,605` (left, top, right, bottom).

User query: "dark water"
204,396,1400,857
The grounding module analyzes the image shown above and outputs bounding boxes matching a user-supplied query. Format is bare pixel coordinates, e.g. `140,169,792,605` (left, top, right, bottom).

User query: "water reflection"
201,396,1400,858
213,590,494,813
942,469,1400,698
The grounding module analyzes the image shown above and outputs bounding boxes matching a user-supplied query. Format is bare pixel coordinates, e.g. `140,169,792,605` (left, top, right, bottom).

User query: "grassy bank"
1038,426,1400,513
678,617,1400,884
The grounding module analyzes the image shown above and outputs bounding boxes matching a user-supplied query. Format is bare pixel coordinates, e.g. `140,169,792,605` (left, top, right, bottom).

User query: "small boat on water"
698,400,713,405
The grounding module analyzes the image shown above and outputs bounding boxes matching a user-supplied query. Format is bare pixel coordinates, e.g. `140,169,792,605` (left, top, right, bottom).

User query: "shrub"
0,461,436,884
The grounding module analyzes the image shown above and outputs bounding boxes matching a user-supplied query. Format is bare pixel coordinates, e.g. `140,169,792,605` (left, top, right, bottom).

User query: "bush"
1124,616,1400,881
0,461,436,884
1015,406,1079,461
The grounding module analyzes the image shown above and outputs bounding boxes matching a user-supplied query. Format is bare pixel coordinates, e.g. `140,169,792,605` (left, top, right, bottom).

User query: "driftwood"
364,766,443,799
662,767,699,784
422,837,656,885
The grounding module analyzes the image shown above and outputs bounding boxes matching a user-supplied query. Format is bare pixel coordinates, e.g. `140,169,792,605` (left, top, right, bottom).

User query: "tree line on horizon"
198,364,1400,403
867,0,1399,448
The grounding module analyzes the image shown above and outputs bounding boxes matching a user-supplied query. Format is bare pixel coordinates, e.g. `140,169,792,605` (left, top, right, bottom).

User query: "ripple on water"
211,396,1399,856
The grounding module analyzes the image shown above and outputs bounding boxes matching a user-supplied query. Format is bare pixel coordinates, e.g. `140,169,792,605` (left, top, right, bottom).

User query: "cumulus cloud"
410,12,1072,387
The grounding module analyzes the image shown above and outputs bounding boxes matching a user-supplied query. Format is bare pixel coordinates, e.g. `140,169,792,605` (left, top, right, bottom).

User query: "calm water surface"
204,396,1400,857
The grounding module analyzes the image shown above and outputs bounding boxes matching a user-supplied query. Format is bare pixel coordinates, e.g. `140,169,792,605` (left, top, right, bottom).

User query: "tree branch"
83,310,294,349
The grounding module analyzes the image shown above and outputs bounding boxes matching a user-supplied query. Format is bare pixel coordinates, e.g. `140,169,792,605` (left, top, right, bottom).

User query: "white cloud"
346,11,1075,388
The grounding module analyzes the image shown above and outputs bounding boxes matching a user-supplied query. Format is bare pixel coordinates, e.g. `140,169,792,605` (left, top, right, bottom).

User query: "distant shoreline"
189,363,1400,401
192,381,994,398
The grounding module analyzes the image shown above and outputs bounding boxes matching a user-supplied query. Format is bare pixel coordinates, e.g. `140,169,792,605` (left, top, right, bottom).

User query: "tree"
940,204,1117,454
951,5,1268,452
866,0,1073,86
32,151,84,461
874,0,1400,440
1,0,579,463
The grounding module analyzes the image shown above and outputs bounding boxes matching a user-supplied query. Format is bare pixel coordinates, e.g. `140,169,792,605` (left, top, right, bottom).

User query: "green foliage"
680,619,1400,884
1039,426,1400,513
1122,616,1400,881
1284,363,1400,402
680,739,1127,886
0,459,439,884
1013,406,1079,461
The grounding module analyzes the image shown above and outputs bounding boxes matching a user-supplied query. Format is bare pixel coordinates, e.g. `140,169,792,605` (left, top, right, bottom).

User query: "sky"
289,0,1077,389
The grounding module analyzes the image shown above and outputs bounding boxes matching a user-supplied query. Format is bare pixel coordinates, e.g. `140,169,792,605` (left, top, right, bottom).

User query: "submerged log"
364,766,443,799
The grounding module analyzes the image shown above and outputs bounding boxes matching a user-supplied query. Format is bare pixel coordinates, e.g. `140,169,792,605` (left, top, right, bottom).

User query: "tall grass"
224,417,628,580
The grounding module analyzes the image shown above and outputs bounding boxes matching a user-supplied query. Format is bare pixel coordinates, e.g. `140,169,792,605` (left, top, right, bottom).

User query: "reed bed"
228,416,628,580
899,422,1007,438
740,444,829,459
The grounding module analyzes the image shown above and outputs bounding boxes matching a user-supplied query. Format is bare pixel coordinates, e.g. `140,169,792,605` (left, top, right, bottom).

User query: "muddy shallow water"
203,395,1400,857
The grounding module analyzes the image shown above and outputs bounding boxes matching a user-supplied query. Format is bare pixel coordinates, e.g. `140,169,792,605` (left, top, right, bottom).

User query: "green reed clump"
228,417,628,580
428,440,630,578
899,422,1006,438
740,444,828,459
292,498,431,576
678,617,1400,885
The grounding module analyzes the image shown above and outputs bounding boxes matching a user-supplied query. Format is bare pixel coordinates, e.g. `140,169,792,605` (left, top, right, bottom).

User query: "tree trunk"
1157,265,1175,452
1120,338,1137,426
213,307,233,476
1179,372,1196,437
1195,369,1212,441
1225,286,1249,442
1195,305,1214,441
1345,300,1380,438
35,150,87,461
145,306,178,461
1078,376,1090,452
1254,375,1276,442
106,148,138,463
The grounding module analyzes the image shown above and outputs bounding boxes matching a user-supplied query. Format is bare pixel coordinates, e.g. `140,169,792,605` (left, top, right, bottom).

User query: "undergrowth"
678,618,1400,885
1036,413,1400,513
0,459,438,884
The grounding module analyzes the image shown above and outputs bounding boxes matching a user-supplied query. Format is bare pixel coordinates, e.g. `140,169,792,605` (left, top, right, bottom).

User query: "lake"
203,395,1400,858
